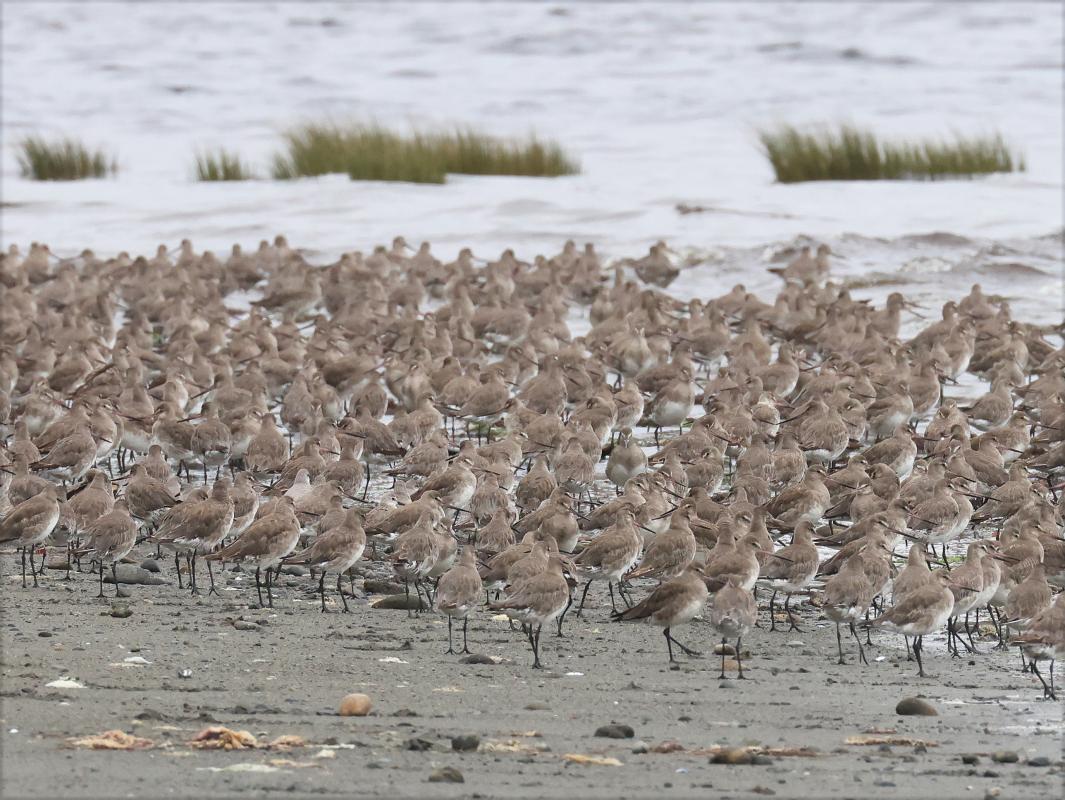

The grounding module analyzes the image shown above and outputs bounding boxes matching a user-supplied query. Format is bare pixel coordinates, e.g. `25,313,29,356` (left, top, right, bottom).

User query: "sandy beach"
2,557,1061,799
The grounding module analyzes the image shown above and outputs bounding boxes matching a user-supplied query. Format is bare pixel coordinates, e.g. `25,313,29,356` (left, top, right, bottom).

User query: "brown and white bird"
613,565,708,663
0,484,61,587
435,546,482,654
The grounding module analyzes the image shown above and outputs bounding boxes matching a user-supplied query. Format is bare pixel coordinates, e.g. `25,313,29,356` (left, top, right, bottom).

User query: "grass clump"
272,122,579,183
758,124,1023,183
193,149,255,181
16,135,116,180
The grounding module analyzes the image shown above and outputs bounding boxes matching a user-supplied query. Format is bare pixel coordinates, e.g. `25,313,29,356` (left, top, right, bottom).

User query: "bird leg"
531,624,543,669
1031,661,1056,701
736,636,746,679
254,566,264,607
205,559,219,596
97,559,105,598
667,630,701,657
575,579,593,618
19,548,27,589
265,564,274,607
175,552,184,589
111,562,120,596
404,579,413,618
556,594,572,637
318,571,327,612
850,620,868,665
461,616,470,654
913,635,926,678
189,553,199,595
446,616,455,655
769,590,778,632
337,573,350,612
904,635,913,662
834,622,846,665
607,582,619,614
785,594,802,631
718,635,728,676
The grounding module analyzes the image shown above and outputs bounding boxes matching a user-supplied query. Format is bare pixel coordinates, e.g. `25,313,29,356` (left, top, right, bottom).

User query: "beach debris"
197,763,280,773
563,753,624,766
377,656,408,664
70,730,154,750
338,693,372,716
188,726,258,750
45,677,85,689
846,735,939,747
896,697,938,716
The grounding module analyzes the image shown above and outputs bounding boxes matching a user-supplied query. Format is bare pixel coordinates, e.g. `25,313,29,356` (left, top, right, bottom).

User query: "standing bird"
865,572,954,677
709,575,758,678
613,565,708,663
0,484,61,587
206,498,301,608
490,555,571,669
823,552,876,665
759,520,819,631
78,499,137,597
435,546,482,654
283,509,365,612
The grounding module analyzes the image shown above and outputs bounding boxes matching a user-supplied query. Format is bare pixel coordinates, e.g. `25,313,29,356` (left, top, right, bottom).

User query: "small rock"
428,766,463,783
961,754,980,765
524,702,549,711
751,787,775,796
177,668,193,679
372,594,426,611
134,709,166,721
713,643,736,656
1027,756,1051,767
233,620,260,632
406,738,433,751
451,735,480,752
984,788,1001,800
139,559,160,573
991,751,1018,764
595,724,635,739
460,654,495,665
711,747,752,765
392,708,418,717
279,565,308,577
104,564,166,585
109,603,132,619
631,741,649,754
363,579,405,594
718,680,736,689
339,693,372,717
115,586,132,598
752,755,773,765
896,697,938,716
38,631,52,638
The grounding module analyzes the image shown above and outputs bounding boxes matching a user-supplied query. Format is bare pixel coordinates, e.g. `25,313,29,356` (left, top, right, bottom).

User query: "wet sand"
2,560,1061,799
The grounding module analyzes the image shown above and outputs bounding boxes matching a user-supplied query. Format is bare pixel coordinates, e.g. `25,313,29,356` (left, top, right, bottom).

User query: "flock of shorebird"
1,236,1063,697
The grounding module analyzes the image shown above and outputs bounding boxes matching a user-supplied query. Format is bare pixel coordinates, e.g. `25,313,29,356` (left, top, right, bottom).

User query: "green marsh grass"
16,136,116,180
193,149,255,181
272,123,579,183
758,125,1023,183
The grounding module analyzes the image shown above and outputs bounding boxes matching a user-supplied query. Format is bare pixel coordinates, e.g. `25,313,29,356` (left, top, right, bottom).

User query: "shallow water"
2,2,1062,321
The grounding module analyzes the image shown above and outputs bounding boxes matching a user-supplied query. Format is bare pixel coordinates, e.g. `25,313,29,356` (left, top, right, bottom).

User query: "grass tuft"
758,124,1024,183
193,149,255,181
17,135,116,180
272,122,579,183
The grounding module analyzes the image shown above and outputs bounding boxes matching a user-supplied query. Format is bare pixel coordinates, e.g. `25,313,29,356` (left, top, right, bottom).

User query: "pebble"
896,697,938,716
339,693,372,717
406,737,433,751
428,766,464,783
104,564,166,586
38,631,52,638
713,643,736,655
524,702,549,711
984,788,1001,800
1026,756,1051,767
279,565,308,577
631,741,649,754
719,680,736,689
177,668,193,679
991,751,1018,763
116,586,132,598
233,620,260,632
139,559,160,573
363,579,406,594
961,754,980,765
451,735,480,752
109,603,132,619
460,654,496,665
595,724,635,739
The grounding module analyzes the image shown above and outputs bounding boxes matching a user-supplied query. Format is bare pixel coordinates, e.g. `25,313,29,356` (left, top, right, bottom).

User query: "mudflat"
1,564,1061,799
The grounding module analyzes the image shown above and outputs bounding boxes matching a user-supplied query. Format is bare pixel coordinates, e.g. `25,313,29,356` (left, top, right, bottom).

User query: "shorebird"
491,555,572,668
151,479,234,595
1011,591,1064,699
866,571,955,677
823,551,876,665
435,546,481,654
708,575,758,677
283,508,365,612
759,521,819,631
77,499,137,597
613,565,708,662
390,511,441,614
574,506,642,615
0,484,61,587
606,427,648,489
206,497,300,607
